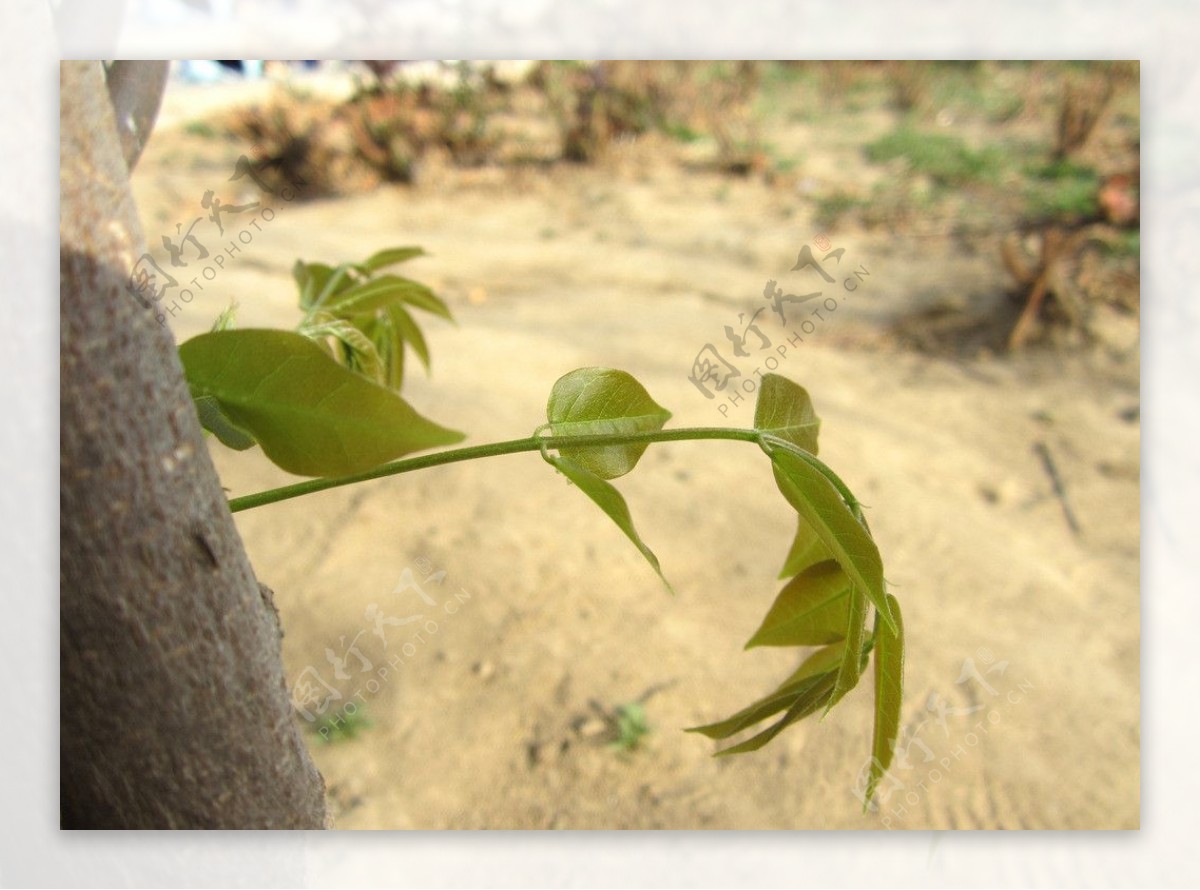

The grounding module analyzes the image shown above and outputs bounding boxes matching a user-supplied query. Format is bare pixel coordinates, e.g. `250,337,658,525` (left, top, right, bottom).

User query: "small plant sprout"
308,705,374,745
610,702,651,753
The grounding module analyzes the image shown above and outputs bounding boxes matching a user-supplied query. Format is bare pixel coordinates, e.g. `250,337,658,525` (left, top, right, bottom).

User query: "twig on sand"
1033,440,1081,537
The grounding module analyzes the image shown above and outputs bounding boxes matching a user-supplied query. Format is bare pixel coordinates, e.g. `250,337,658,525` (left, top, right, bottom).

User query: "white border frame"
9,0,1191,885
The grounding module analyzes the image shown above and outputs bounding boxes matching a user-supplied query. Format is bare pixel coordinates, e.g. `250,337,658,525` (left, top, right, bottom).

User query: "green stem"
227,427,761,513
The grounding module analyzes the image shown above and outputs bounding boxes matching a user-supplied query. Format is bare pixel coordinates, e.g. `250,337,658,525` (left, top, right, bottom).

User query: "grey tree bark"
59,60,328,829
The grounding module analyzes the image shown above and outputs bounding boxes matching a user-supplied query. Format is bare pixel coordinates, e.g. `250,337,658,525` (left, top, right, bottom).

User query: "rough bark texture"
59,60,328,829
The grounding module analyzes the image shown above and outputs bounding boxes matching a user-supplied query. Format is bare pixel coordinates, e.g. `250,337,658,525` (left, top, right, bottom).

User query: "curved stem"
227,427,760,513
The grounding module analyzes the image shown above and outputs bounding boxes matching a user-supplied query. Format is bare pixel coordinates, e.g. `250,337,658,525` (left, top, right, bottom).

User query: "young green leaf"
745,560,852,649
381,310,406,390
292,260,337,310
688,641,864,742
180,329,464,477
388,303,431,372
770,446,896,632
361,245,427,273
300,315,385,385
778,639,857,687
314,265,355,311
778,516,833,578
826,587,868,714
754,373,821,454
712,672,838,756
546,368,672,479
324,274,451,319
688,670,836,741
545,453,673,592
866,594,905,807
391,280,454,322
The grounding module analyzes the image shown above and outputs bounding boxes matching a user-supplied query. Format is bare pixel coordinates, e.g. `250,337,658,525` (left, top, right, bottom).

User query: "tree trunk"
59,60,327,829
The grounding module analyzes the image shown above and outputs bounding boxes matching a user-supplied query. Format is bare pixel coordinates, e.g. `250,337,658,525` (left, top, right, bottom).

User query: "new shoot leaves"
293,245,452,392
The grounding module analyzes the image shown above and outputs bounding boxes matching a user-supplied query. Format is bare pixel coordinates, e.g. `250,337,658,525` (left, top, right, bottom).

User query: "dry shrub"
887,61,930,112
1001,218,1138,350
222,70,507,194
532,61,764,171
344,72,504,179
534,61,682,163
219,61,790,194
1054,67,1118,159
225,95,375,197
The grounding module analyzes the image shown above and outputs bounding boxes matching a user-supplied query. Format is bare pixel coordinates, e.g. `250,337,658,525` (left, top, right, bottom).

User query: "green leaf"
382,310,406,390
389,303,431,372
293,261,337,310
312,264,355,309
778,516,833,578
180,329,464,477
712,672,838,756
546,368,672,479
689,670,834,742
322,275,453,325
545,453,672,592
770,446,896,632
192,393,255,450
688,642,861,742
754,374,821,454
361,245,427,273
745,560,852,648
778,639,857,688
826,587,868,714
323,275,439,317
395,281,454,322
866,594,905,808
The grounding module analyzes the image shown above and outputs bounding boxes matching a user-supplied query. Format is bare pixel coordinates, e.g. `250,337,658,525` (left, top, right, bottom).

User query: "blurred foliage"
307,706,373,745
1023,158,1102,222
209,60,1136,350
865,127,1005,188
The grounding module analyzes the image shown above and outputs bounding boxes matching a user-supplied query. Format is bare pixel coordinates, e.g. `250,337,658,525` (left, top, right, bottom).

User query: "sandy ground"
130,72,1140,829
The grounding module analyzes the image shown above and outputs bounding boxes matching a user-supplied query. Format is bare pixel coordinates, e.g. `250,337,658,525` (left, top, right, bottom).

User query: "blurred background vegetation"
187,60,1138,353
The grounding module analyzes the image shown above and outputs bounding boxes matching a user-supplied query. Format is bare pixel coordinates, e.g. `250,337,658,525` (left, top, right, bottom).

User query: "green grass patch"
662,121,703,143
307,705,373,744
184,120,218,139
813,190,866,227
1024,158,1101,219
865,127,1005,186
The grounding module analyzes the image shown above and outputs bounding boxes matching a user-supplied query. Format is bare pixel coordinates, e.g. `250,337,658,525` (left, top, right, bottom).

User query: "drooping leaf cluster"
541,370,903,802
